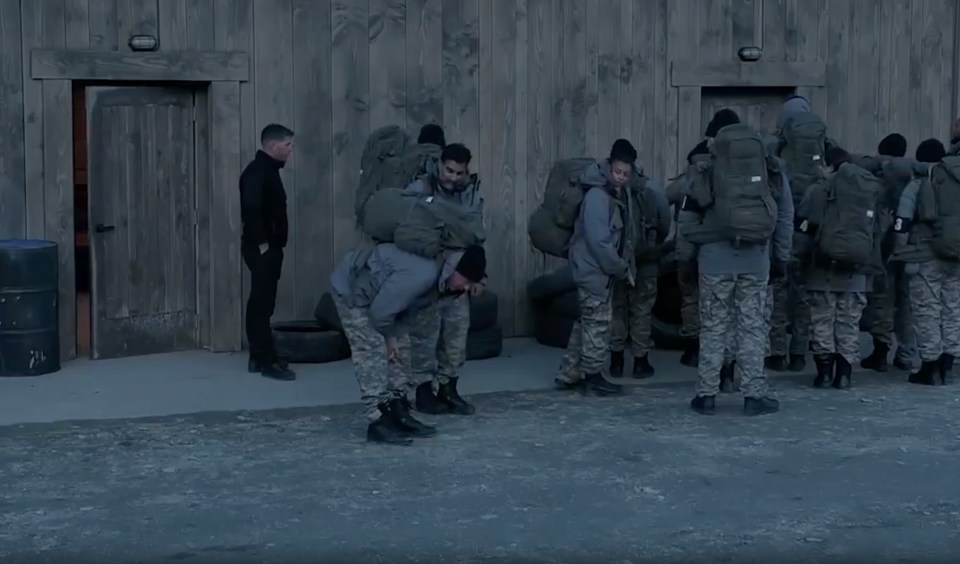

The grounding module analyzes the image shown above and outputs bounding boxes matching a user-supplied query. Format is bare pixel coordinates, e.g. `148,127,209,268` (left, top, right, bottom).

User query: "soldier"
609,166,672,379
678,110,793,416
794,147,882,389
329,243,487,445
404,143,486,415
554,139,638,395
892,139,960,386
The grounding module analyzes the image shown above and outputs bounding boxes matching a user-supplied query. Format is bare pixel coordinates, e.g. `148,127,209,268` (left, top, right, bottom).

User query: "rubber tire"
313,292,343,333
272,321,351,363
466,325,504,360
469,291,499,332
547,290,580,319
651,265,690,350
533,310,574,349
527,265,575,303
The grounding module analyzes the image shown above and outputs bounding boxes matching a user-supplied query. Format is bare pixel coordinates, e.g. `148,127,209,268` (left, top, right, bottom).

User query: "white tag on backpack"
750,176,762,182
866,210,874,218
813,155,821,161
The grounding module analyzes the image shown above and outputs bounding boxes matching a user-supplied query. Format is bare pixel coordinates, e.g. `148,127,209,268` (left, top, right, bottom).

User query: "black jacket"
240,150,288,248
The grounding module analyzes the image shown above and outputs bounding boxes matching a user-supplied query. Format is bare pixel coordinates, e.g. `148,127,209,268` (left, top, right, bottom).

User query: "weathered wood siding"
0,0,958,358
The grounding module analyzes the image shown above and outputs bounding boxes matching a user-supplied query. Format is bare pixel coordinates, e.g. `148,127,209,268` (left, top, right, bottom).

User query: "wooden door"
700,87,796,138
87,86,198,359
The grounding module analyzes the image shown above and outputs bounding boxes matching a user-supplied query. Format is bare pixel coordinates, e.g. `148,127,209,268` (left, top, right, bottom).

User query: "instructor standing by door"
240,124,296,381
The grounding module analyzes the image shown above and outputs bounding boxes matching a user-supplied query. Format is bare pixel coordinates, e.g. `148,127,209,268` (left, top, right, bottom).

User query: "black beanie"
915,138,945,163
877,133,907,157
455,245,486,283
417,123,446,147
704,109,741,138
609,138,638,165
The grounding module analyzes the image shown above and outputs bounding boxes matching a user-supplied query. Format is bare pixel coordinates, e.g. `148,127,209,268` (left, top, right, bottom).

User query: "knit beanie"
455,245,486,283
609,138,638,165
915,138,945,163
877,133,907,158
704,109,741,138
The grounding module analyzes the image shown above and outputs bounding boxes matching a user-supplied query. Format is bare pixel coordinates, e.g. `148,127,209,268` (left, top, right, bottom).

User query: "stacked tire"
311,291,504,362
270,297,351,364
527,266,578,349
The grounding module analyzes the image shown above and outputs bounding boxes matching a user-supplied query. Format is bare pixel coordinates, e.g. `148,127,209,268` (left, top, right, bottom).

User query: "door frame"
30,50,249,359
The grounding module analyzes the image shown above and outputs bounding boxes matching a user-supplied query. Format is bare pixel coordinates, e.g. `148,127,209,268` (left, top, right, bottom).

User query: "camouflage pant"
557,288,613,381
335,294,437,421
696,273,770,398
866,264,916,363
610,276,657,356
678,269,699,338
767,277,790,356
434,292,471,385
807,291,867,365
907,260,960,362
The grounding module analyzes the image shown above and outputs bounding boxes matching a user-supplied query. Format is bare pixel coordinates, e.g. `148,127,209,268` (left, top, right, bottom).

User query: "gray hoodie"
329,243,464,338
405,157,485,219
568,161,633,299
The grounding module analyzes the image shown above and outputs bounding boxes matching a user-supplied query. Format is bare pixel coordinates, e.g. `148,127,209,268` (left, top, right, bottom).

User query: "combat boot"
907,360,939,386
833,354,852,389
940,353,955,385
387,398,436,437
860,340,889,373
788,354,806,372
609,350,625,377
719,360,737,393
436,377,476,415
689,395,715,415
583,372,622,396
743,396,780,416
764,355,788,372
812,354,835,388
366,404,413,445
632,354,654,379
415,382,451,414
680,340,699,367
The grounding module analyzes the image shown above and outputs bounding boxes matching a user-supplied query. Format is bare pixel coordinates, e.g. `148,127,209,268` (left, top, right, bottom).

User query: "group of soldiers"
239,92,960,445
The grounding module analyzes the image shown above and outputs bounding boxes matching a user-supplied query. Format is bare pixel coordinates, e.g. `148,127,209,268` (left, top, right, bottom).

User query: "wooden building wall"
0,0,958,359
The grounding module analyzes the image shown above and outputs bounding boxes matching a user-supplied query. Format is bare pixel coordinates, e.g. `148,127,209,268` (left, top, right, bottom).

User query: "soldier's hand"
386,338,399,362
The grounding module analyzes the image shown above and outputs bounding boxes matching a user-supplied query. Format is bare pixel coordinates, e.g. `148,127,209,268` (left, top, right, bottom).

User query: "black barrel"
0,240,60,376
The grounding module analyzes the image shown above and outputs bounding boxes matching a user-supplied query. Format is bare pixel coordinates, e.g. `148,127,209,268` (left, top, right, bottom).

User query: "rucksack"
780,111,827,205
683,123,778,246
359,188,485,259
383,143,443,194
811,163,884,270
628,175,662,259
917,156,960,261
356,125,411,224
527,158,596,257
878,157,916,212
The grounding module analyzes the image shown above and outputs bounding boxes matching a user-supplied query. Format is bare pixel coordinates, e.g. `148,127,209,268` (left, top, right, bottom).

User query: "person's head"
916,138,946,163
704,109,741,144
436,143,471,190
417,124,446,147
877,133,907,157
607,138,638,188
823,146,852,175
448,245,486,292
260,124,295,162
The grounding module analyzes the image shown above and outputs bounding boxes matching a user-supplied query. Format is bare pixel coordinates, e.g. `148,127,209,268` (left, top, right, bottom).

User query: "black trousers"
242,245,283,364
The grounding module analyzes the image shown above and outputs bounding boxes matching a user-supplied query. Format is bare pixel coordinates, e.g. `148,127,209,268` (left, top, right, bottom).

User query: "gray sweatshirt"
405,157,486,223
329,243,464,338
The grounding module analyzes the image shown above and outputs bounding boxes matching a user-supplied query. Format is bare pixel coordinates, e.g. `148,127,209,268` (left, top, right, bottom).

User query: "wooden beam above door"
670,61,827,88
31,50,250,82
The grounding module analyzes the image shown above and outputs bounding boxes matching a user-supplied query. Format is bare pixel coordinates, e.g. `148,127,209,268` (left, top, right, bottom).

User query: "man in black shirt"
240,124,296,380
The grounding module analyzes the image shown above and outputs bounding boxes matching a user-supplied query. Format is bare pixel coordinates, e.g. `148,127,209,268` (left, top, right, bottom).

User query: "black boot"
690,395,715,415
609,350,625,377
908,360,939,386
387,398,436,437
415,382,451,414
583,372,623,396
249,357,289,373
743,396,780,416
719,361,737,393
554,376,582,391
632,354,655,379
764,355,788,372
940,354,955,385
260,362,296,381
680,340,699,367
860,340,889,373
833,355,852,389
812,354,835,388
788,354,806,372
366,405,413,445
437,377,476,415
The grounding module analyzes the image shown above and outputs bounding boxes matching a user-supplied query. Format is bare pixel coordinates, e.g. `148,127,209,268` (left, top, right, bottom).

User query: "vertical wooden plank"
513,0,528,335
698,0,721,62
954,0,960,126
0,0,25,238
824,0,850,145
874,0,892,137
666,0,695,176
941,0,957,140
292,0,334,320
369,0,406,130
20,2,45,239
185,0,215,50
908,0,926,144
65,0,90,48
730,0,754,49
632,0,655,172
157,0,187,50
583,0,598,157
117,0,159,47
331,0,370,262
442,0,480,153
476,0,491,221
88,0,118,50
253,0,297,322
920,0,948,142
854,0,880,152
193,87,211,347
762,0,786,62
596,0,620,152
558,0,586,158
618,0,633,143
886,0,911,145
406,0,443,131
784,0,798,60
676,87,701,167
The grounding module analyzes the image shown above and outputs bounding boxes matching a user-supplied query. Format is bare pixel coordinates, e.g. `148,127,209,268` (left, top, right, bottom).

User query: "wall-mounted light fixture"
737,46,762,62
128,35,159,51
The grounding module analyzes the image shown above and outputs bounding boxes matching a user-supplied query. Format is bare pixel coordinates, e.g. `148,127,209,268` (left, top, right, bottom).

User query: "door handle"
94,223,116,233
